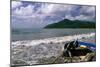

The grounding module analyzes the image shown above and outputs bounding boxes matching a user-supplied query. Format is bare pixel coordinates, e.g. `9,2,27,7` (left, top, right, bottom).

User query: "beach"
11,32,96,65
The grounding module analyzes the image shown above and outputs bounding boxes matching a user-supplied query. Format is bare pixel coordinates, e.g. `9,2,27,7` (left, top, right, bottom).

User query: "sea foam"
12,32,95,47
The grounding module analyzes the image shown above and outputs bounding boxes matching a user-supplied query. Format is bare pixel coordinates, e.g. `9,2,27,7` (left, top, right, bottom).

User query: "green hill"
44,19,96,28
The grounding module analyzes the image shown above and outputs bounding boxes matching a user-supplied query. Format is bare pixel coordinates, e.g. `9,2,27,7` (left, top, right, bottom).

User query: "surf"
12,32,95,47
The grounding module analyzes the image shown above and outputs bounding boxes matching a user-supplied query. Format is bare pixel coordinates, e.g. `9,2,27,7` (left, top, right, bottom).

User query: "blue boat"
79,41,96,51
61,40,96,62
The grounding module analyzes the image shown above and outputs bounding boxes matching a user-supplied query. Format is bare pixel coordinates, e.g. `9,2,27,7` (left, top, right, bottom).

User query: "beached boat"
52,41,96,63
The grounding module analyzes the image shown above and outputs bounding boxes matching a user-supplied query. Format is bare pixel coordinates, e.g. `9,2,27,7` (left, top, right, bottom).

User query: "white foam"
11,32,95,46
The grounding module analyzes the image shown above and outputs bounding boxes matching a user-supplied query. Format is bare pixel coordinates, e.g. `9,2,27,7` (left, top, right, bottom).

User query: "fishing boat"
53,40,96,63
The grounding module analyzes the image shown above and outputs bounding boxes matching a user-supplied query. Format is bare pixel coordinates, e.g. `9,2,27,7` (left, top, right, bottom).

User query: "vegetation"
44,19,96,28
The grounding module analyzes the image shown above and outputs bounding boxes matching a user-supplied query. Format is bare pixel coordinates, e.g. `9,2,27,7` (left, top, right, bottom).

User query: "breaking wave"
12,32,95,47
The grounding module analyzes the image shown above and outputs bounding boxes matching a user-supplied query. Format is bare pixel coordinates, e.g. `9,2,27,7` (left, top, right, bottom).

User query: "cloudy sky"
11,1,96,29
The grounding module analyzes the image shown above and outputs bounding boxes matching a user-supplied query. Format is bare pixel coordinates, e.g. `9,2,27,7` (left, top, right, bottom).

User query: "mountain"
44,19,96,28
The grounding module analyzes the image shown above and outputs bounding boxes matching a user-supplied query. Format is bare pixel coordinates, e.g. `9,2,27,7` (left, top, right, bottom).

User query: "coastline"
11,32,96,65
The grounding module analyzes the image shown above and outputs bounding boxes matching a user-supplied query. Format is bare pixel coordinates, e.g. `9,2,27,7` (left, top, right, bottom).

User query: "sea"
11,28,95,41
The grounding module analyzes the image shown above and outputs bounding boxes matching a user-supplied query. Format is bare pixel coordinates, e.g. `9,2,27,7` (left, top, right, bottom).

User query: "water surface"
11,28,95,41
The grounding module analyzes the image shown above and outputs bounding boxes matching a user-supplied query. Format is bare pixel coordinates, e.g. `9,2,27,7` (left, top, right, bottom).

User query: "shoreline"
11,32,96,65
12,32,95,46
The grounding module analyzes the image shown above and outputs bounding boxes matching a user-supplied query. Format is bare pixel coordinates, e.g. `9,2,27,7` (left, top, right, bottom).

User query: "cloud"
11,1,96,28
74,15,94,21
12,1,22,9
13,5,34,16
65,6,95,21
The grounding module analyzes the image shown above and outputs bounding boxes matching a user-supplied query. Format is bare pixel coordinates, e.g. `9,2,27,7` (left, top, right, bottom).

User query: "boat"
53,40,96,63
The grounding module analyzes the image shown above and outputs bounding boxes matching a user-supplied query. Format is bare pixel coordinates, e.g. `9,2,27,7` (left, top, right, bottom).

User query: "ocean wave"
12,32,95,47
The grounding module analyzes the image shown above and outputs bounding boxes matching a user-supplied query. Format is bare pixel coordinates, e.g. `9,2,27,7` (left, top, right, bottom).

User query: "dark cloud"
11,1,96,28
